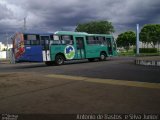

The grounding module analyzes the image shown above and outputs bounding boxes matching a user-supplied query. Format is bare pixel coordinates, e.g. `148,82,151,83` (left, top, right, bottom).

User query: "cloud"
0,0,160,42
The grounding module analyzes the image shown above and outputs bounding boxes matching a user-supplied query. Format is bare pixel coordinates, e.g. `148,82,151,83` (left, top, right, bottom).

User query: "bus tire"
55,54,64,65
45,61,54,66
88,58,95,62
99,52,107,61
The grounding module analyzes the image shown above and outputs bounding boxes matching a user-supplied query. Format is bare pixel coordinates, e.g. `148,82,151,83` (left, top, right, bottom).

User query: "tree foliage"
75,21,114,34
116,31,136,51
140,24,160,47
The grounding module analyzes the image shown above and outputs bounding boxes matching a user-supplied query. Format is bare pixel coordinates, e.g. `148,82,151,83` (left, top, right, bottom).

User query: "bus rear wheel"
55,54,64,65
99,52,107,61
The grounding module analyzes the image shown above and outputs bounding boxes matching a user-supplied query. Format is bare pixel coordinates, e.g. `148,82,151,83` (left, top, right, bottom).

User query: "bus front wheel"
99,52,107,61
55,54,64,65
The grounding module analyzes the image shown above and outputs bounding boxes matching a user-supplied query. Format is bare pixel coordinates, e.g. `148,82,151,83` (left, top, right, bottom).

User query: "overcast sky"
0,0,160,43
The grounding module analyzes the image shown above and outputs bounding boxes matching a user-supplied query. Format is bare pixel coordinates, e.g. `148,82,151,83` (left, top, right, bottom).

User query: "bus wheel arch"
99,51,107,61
55,53,65,65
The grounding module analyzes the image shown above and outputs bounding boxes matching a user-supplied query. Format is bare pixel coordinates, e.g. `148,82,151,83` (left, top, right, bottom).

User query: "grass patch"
118,50,135,56
118,50,160,56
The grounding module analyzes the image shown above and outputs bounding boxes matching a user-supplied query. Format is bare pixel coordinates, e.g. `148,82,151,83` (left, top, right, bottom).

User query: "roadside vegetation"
118,49,160,56
76,21,160,57
75,20,114,34
117,24,160,57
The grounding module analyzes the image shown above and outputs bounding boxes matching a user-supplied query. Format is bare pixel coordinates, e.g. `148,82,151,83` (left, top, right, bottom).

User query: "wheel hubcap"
57,57,63,64
101,55,105,60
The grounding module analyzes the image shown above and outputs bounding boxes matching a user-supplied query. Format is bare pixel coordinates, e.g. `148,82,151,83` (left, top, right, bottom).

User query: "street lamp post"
136,24,140,55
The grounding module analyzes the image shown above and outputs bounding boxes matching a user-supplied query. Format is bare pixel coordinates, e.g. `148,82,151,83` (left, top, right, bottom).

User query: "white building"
0,42,6,51
0,42,13,51
0,42,13,59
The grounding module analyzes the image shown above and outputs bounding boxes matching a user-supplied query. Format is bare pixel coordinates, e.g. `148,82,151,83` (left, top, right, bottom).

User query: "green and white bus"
46,31,117,65
13,31,117,65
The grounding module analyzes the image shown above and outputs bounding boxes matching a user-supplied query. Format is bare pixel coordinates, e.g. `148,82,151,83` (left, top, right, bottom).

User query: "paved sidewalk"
135,56,160,66
0,72,160,114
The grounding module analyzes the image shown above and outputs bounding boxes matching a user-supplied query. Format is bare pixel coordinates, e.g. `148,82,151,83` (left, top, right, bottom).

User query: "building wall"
0,42,13,59
0,51,6,59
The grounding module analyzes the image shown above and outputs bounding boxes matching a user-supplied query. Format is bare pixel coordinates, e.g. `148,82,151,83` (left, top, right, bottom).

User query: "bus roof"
14,31,113,37
88,34,113,37
15,32,53,35
54,31,113,37
54,31,88,35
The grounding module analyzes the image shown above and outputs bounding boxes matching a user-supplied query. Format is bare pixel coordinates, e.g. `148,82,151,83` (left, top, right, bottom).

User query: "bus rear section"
105,35,117,56
13,32,52,63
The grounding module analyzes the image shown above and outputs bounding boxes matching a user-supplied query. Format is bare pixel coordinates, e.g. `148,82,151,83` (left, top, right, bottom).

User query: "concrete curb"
135,57,160,67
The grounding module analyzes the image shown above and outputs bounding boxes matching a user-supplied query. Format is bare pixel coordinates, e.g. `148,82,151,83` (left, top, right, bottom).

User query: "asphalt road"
0,56,159,83
0,56,160,115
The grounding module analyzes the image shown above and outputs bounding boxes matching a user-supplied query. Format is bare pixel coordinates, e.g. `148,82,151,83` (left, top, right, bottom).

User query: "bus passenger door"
40,36,51,61
75,37,85,59
107,38,113,55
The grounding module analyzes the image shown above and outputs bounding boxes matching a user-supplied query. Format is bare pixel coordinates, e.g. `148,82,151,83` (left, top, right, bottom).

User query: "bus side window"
24,34,30,45
96,36,105,44
102,37,107,45
24,34,40,45
31,40,40,45
86,36,96,44
61,35,73,45
24,40,30,45
40,40,45,45
52,35,61,45
27,35,37,40
52,40,61,45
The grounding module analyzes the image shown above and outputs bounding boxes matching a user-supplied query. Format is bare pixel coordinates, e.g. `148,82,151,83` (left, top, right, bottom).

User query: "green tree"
116,31,136,51
75,21,114,34
140,24,160,48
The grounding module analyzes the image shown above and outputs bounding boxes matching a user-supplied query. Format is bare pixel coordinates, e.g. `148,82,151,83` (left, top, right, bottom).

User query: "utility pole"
6,33,8,50
24,17,26,31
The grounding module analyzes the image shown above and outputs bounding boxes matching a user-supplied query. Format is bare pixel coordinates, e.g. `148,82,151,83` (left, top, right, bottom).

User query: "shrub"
134,48,158,53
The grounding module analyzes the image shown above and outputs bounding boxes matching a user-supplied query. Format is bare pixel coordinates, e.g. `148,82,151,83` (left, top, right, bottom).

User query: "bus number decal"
64,45,75,60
